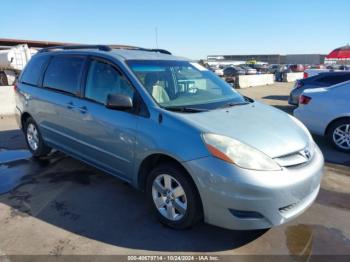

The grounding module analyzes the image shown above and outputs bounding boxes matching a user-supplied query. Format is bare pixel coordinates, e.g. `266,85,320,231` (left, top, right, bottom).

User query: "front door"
69,58,138,180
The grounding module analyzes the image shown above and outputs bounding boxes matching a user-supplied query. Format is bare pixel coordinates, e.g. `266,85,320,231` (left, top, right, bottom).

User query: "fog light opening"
229,209,264,219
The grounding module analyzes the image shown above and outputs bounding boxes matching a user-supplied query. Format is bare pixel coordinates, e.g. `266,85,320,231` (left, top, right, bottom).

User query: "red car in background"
288,64,305,72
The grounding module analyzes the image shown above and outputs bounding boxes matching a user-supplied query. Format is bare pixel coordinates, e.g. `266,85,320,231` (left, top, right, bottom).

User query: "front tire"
146,163,203,229
24,117,51,157
328,118,350,152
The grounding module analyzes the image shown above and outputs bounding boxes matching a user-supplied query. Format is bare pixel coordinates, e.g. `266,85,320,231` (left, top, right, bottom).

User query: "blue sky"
0,0,349,59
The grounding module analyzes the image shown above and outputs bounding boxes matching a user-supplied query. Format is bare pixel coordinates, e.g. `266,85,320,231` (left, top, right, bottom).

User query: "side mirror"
106,94,133,110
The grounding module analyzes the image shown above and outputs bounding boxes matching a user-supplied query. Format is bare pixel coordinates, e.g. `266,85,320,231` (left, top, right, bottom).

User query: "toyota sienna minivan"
15,45,324,230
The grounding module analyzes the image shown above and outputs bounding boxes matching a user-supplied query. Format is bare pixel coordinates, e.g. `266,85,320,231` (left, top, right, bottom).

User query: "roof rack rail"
110,45,172,55
38,44,172,55
133,48,172,55
39,45,112,53
148,48,172,55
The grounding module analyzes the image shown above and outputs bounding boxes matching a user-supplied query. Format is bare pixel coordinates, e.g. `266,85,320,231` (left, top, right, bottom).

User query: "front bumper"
14,106,22,129
184,145,324,230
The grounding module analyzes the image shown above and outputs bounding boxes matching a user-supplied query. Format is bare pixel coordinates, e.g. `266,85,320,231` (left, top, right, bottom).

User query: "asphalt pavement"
0,83,349,258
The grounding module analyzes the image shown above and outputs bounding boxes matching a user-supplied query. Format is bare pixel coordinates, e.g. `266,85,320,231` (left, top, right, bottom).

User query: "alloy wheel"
333,124,350,150
152,174,187,221
27,123,39,151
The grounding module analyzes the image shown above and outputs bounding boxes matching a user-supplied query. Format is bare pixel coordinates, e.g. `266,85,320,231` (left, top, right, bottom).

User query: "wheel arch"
137,152,204,217
20,112,32,131
325,116,350,135
137,153,189,190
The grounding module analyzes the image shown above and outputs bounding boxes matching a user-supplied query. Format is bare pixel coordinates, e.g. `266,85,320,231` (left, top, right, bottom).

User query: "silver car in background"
289,72,350,105
294,80,350,152
15,45,324,230
240,65,257,75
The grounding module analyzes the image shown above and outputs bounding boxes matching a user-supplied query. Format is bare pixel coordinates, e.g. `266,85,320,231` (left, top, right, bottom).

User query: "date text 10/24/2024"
128,256,220,261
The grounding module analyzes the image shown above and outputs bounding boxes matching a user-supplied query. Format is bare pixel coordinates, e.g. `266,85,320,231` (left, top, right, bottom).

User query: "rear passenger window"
318,74,350,85
43,56,85,95
337,74,350,83
85,60,134,104
20,55,49,86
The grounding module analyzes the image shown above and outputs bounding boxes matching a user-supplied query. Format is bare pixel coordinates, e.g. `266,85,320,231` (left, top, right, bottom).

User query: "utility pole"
155,27,159,49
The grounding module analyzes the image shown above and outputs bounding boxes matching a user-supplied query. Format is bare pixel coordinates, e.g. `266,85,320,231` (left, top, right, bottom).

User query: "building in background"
208,53,326,65
0,38,137,50
285,54,326,65
0,38,75,50
207,54,285,64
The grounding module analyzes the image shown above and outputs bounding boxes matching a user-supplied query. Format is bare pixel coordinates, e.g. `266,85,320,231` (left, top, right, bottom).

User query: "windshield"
127,60,246,110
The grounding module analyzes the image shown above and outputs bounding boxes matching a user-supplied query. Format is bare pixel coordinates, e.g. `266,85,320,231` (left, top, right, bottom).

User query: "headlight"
202,133,281,171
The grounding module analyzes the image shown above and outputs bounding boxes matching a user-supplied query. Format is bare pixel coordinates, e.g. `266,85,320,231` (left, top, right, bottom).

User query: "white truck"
0,44,37,86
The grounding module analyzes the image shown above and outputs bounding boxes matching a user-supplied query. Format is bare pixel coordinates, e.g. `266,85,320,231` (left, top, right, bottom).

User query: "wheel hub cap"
152,174,187,221
333,124,350,150
27,123,39,151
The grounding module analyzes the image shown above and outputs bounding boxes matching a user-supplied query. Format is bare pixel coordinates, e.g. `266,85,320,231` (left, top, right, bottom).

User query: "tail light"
13,83,18,92
303,72,309,78
299,95,312,105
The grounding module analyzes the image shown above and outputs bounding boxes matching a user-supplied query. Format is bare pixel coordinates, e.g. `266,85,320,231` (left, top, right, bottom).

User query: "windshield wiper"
164,106,207,113
219,101,249,109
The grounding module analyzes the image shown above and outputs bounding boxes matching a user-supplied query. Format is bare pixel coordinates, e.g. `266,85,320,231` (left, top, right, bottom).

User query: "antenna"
155,27,159,49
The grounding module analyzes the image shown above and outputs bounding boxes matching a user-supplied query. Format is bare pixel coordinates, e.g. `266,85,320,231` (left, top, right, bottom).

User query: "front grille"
279,202,299,214
274,152,309,167
279,184,319,218
274,144,315,167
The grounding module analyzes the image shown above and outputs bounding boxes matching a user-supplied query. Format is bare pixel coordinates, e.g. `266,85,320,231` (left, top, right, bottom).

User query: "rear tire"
327,118,350,153
146,163,203,229
24,117,51,157
0,72,8,86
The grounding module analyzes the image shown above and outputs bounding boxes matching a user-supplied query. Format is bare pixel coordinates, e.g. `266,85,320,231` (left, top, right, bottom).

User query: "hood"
179,102,309,158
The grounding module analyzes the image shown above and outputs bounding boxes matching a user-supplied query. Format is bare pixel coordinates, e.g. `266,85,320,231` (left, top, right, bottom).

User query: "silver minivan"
15,45,324,230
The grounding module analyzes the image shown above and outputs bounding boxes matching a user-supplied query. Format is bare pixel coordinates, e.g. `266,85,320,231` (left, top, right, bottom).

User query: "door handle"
66,101,75,109
66,102,87,114
78,106,88,114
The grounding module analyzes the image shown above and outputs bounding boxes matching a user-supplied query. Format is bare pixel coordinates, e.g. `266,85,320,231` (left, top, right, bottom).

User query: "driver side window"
85,60,134,104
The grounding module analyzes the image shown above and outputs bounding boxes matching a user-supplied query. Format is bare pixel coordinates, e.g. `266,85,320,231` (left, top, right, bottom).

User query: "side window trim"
20,80,38,88
38,55,53,88
42,54,87,97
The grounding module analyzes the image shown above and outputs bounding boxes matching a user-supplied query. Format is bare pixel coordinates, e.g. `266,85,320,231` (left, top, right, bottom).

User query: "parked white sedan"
294,80,350,152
